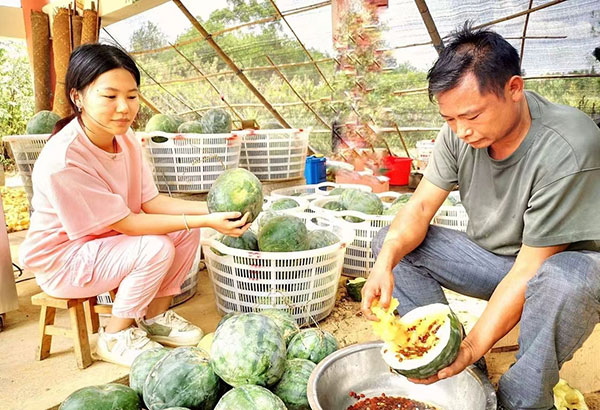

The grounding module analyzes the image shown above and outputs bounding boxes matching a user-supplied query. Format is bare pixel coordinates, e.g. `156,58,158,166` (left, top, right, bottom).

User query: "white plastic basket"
201,213,354,326
270,182,372,201
310,192,407,278
96,243,203,308
416,139,436,170
236,128,309,181
139,131,242,193
431,191,468,232
2,134,50,206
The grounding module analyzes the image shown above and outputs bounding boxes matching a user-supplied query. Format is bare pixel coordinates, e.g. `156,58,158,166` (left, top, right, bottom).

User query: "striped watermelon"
59,384,140,410
129,347,169,397
214,385,286,410
286,329,339,364
211,313,286,387
272,358,316,410
259,308,300,345
143,347,220,410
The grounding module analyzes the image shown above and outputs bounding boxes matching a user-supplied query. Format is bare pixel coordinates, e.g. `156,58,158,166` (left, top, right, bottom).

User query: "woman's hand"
360,259,395,321
206,212,251,237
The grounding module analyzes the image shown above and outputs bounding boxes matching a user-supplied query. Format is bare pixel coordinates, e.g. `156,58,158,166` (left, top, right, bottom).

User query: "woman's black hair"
427,22,522,102
52,43,141,134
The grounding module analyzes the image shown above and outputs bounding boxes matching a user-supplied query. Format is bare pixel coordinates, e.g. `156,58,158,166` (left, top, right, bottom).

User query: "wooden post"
414,0,444,55
172,0,291,129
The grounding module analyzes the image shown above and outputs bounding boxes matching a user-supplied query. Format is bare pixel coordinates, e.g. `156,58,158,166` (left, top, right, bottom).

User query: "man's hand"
407,339,478,384
206,212,251,236
360,260,394,321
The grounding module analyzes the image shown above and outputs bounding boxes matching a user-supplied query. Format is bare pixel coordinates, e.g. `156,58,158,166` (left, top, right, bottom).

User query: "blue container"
305,156,327,184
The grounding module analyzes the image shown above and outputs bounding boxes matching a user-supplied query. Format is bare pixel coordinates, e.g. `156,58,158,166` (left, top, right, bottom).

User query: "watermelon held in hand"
143,347,221,410
201,108,232,134
214,385,287,410
177,120,203,134
129,347,169,397
286,329,339,364
207,168,263,223
272,358,316,410
26,110,60,134
145,114,178,133
307,229,339,250
211,313,286,387
258,214,309,252
259,308,300,345
375,302,463,379
270,198,299,211
59,383,141,410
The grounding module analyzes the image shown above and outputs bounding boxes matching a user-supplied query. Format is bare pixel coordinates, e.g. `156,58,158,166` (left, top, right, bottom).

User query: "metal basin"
308,341,496,410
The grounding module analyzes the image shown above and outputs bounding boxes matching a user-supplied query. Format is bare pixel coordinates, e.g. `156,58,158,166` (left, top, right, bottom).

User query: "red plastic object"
383,156,412,186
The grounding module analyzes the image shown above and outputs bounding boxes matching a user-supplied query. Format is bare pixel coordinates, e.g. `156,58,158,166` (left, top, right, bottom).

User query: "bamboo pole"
102,28,198,115
393,123,416,170
392,87,428,96
172,0,291,128
472,0,567,31
311,127,441,133
414,0,444,54
169,43,243,122
140,57,334,88
138,93,161,114
265,55,331,130
519,0,535,68
382,35,566,52
267,0,333,92
176,97,343,115
132,1,331,56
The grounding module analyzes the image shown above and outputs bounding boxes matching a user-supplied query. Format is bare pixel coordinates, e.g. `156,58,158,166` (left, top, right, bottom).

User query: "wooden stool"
31,292,113,369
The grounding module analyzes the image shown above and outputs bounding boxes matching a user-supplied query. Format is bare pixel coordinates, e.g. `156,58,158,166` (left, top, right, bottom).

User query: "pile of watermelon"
319,188,412,220
59,311,339,410
144,108,232,134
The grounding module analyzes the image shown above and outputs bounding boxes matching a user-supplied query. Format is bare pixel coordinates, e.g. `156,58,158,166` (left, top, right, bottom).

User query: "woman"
19,43,250,366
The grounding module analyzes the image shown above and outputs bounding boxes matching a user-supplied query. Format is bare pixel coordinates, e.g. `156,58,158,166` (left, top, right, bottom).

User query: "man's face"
436,72,519,149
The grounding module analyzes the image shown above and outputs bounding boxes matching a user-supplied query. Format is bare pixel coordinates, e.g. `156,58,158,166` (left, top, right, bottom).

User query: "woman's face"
77,68,139,138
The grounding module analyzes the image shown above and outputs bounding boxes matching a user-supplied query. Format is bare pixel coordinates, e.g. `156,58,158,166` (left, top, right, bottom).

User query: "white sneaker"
137,310,203,347
95,327,162,367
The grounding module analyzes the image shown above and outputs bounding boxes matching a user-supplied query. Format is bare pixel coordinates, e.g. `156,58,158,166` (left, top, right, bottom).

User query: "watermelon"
217,312,240,329
59,384,141,410
259,308,300,345
169,115,185,130
327,187,345,196
207,168,263,223
201,109,232,134
143,347,220,410
270,198,299,211
26,110,60,134
145,114,178,133
307,229,339,250
272,359,316,410
322,200,346,211
345,277,367,302
212,230,259,256
214,385,286,410
163,408,190,410
129,347,169,397
261,121,285,129
256,211,279,231
258,215,309,252
286,329,339,364
383,193,412,215
211,313,286,387
340,189,383,216
379,303,463,379
178,120,203,134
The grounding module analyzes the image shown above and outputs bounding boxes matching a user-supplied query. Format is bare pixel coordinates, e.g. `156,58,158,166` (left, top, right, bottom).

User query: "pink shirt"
19,118,158,278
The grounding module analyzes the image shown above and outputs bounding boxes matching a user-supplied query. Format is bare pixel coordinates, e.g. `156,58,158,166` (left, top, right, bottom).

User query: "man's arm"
361,179,450,319
413,242,568,384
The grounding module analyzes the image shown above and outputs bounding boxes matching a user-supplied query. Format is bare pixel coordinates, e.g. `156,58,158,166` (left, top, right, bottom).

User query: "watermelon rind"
286,329,339,364
214,385,286,410
257,214,308,252
258,308,300,345
59,383,141,410
129,347,169,397
381,303,463,379
272,358,315,410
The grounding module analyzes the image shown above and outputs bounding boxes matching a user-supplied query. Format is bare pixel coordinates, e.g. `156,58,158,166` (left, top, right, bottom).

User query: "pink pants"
39,229,200,319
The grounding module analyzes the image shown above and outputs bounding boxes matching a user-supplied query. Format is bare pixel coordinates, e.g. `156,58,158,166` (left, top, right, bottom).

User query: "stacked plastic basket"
431,191,468,232
236,128,309,181
139,131,242,193
201,212,354,326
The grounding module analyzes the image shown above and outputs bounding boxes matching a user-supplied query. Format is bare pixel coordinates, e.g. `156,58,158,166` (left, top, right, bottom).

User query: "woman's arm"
141,194,209,215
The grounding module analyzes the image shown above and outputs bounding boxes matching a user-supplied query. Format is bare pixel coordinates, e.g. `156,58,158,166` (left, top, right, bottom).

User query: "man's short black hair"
427,22,522,102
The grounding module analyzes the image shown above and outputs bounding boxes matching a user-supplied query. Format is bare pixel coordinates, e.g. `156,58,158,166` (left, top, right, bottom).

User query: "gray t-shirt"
424,90,600,256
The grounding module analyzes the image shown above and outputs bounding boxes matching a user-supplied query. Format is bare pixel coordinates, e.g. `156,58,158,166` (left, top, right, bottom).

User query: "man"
361,24,600,410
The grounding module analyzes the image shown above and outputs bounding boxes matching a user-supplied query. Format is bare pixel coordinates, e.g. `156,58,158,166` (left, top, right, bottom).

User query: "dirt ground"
320,279,600,410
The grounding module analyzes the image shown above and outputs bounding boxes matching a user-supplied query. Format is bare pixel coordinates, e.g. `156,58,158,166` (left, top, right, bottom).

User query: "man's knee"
371,226,390,256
